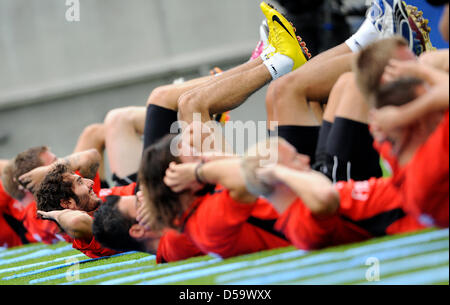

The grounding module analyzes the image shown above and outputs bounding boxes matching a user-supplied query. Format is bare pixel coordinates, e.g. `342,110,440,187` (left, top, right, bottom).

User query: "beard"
78,192,102,212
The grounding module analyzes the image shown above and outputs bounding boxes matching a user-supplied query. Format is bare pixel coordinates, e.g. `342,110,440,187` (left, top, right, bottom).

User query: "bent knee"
80,123,105,139
104,107,140,128
270,73,308,108
146,85,177,109
335,72,355,89
177,90,207,121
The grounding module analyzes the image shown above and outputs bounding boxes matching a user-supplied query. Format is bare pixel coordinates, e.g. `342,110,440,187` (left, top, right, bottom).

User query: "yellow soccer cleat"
260,2,309,70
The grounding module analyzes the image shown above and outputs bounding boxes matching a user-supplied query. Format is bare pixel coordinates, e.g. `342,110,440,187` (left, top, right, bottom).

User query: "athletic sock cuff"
263,53,294,80
345,18,379,52
143,104,179,149
276,125,320,163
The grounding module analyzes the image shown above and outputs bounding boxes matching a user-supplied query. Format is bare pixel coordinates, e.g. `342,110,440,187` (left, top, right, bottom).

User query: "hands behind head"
382,59,420,84
369,106,402,143
18,165,52,194
136,191,152,230
163,161,203,193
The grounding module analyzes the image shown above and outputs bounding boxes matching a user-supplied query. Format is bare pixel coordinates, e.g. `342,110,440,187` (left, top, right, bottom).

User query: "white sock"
345,18,380,52
259,44,275,61
263,52,294,80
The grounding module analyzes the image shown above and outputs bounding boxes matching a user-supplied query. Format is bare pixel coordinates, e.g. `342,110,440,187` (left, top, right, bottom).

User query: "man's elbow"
87,149,101,164
230,185,258,204
68,214,93,240
311,188,340,217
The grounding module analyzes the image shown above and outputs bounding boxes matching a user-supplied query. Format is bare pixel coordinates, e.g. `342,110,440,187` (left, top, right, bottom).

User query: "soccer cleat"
366,0,428,55
260,2,309,70
406,4,435,55
250,20,270,60
259,19,270,46
250,40,265,60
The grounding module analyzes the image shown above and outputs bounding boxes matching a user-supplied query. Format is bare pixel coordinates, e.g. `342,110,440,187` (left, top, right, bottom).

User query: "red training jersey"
156,229,204,264
180,185,291,259
402,110,449,228
275,177,425,250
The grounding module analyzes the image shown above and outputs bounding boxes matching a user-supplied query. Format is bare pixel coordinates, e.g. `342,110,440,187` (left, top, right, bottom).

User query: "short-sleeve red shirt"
275,177,424,250
402,110,449,228
1,180,63,246
156,229,204,264
181,186,290,258
0,181,23,248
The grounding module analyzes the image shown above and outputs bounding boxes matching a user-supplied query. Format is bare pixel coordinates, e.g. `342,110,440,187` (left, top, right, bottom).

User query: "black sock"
143,104,179,150
311,120,333,180
111,172,138,187
100,180,110,189
276,125,320,164
315,120,332,162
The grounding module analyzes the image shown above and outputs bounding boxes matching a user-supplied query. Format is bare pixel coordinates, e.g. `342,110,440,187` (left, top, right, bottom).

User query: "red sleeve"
71,235,121,258
336,178,424,235
373,140,399,175
0,214,24,248
156,229,204,264
182,187,262,257
0,181,15,213
335,177,404,220
22,202,63,244
402,110,449,227
187,189,256,243
99,182,137,201
274,198,340,250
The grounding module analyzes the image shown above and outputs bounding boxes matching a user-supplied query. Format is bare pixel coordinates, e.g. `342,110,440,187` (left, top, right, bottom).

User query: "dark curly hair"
35,163,80,212
93,195,146,252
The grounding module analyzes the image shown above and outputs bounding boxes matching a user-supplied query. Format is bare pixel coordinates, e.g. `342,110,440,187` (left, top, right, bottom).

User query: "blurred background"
0,0,447,183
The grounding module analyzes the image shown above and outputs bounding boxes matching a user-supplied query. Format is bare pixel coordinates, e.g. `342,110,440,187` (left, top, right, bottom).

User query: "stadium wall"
0,0,269,182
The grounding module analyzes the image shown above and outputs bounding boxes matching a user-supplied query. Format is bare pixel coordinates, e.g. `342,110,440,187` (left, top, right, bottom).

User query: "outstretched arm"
37,209,93,240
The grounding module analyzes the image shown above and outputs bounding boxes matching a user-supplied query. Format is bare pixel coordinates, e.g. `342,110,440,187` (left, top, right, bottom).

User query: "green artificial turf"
0,228,447,285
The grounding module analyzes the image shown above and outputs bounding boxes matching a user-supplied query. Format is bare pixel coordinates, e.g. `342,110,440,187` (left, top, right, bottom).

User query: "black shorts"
313,117,382,182
111,172,138,187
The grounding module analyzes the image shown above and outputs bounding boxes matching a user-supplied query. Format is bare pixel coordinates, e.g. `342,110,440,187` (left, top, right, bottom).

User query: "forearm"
415,64,449,86
60,149,100,179
46,209,93,240
199,158,257,203
419,49,449,73
396,81,449,125
274,166,339,217
201,152,239,162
